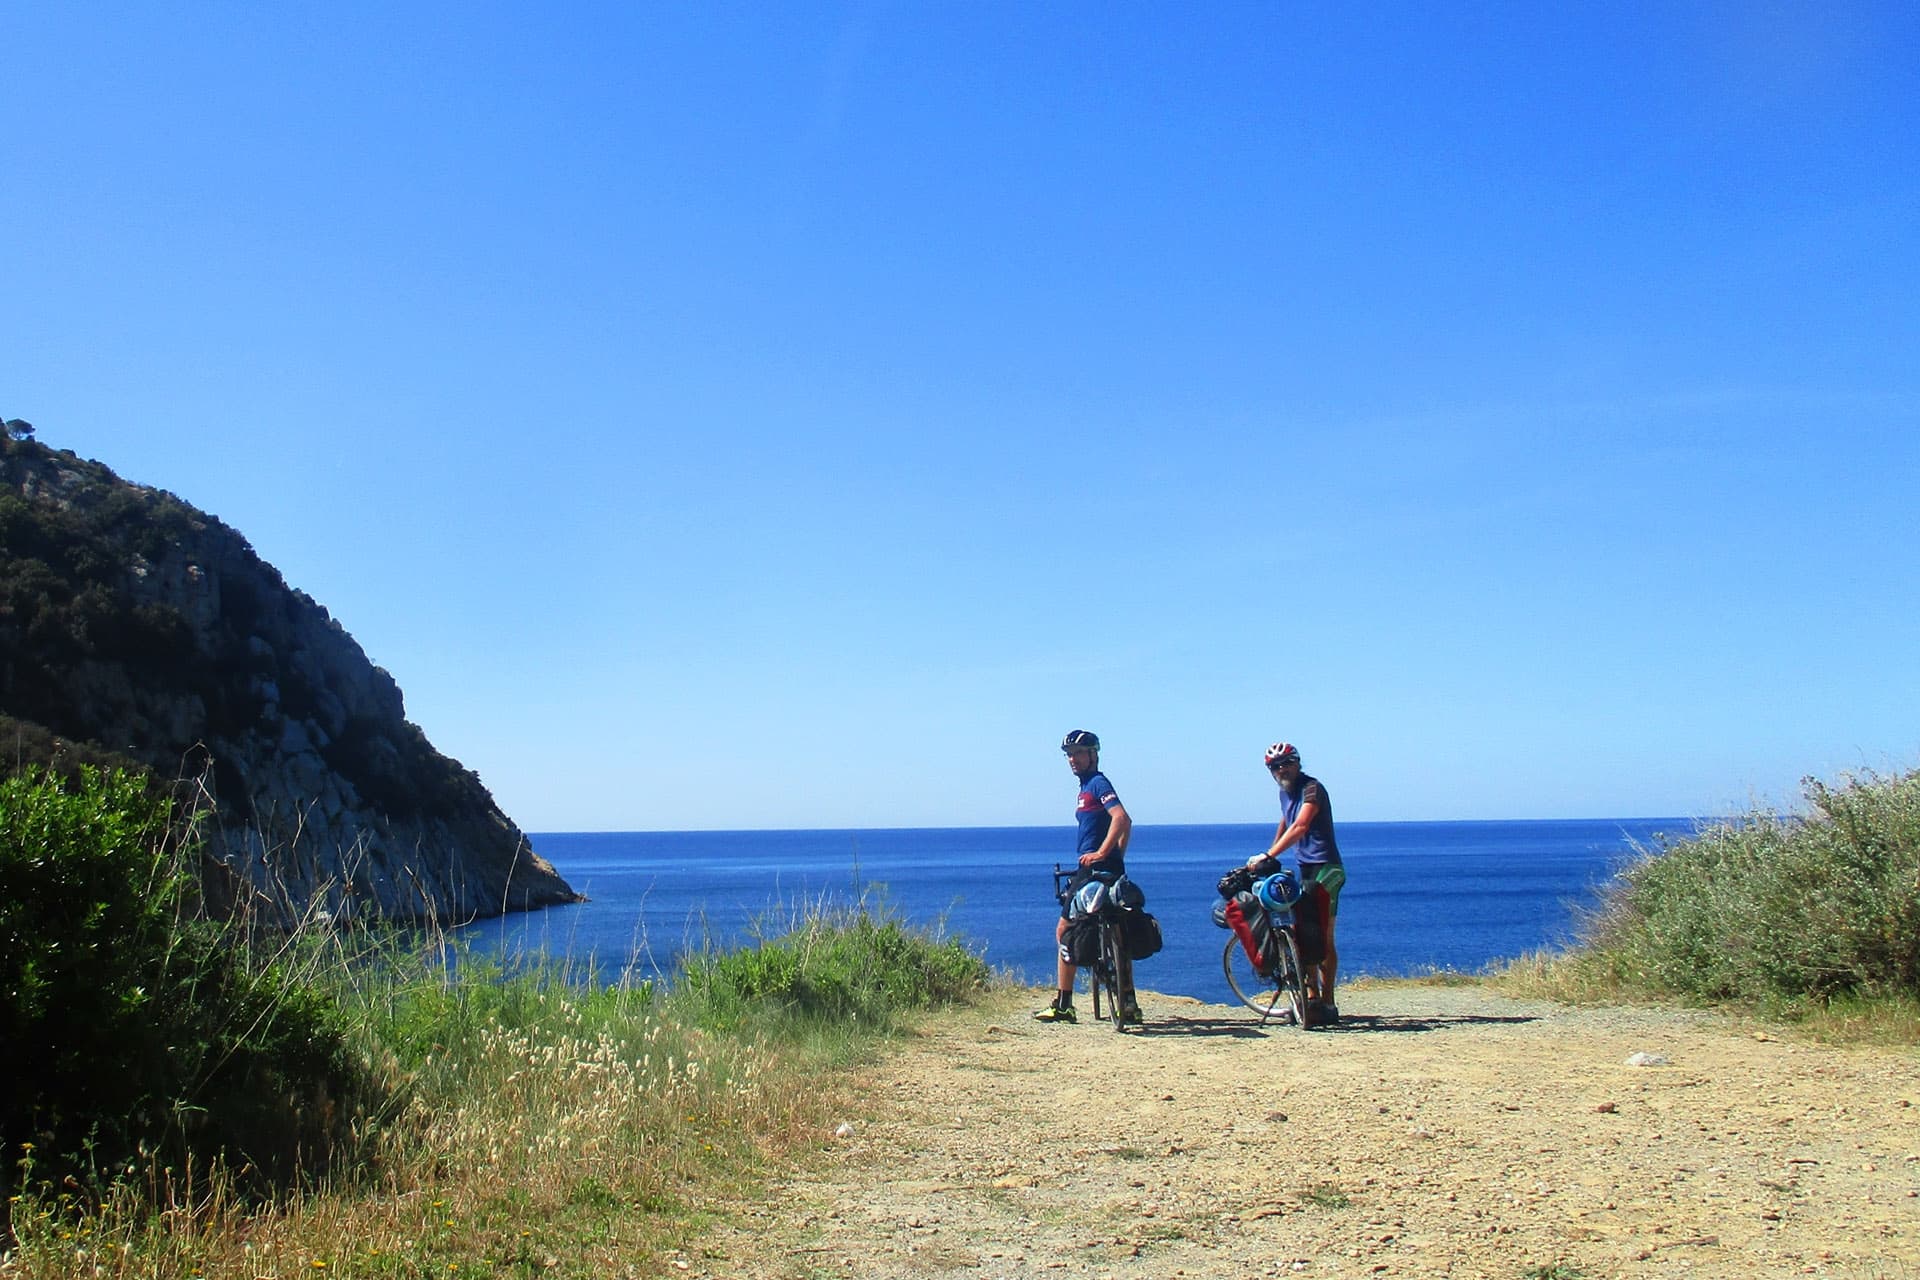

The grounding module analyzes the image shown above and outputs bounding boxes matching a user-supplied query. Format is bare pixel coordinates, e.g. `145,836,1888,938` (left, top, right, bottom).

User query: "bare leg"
1054,917,1076,995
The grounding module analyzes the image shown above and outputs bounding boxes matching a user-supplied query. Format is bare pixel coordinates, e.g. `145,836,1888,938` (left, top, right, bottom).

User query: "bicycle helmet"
1255,869,1302,912
1264,741,1300,767
1061,729,1101,755
1072,879,1110,916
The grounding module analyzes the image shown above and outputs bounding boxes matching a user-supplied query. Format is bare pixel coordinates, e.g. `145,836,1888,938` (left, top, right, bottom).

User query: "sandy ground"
683,983,1920,1280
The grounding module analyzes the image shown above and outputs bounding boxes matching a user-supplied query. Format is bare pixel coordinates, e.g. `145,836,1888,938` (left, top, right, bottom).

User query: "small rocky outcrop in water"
0,431,580,922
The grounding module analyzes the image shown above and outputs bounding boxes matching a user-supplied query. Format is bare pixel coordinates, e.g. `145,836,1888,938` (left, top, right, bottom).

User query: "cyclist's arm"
1252,799,1319,867
1079,801,1131,868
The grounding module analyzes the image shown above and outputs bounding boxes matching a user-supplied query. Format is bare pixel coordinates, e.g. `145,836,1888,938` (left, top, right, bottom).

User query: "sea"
458,818,1693,1001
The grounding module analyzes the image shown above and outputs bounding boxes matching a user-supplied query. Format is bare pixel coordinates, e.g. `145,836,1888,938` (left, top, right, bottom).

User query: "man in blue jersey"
1035,729,1138,1024
1243,742,1346,1022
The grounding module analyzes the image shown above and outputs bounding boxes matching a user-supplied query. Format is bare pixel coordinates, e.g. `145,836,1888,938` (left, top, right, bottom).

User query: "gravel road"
684,982,1920,1279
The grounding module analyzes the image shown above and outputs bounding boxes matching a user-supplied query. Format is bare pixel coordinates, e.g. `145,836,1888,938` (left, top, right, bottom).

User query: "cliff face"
0,436,580,923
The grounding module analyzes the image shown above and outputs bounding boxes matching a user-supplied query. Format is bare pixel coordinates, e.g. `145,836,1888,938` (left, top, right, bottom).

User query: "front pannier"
1218,890,1269,972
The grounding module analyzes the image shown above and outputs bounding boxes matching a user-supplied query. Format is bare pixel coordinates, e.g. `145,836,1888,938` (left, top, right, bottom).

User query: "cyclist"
1239,742,1346,1022
1035,729,1139,1024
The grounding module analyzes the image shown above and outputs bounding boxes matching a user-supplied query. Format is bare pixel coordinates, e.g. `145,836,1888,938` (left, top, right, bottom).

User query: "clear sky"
5,3,1917,832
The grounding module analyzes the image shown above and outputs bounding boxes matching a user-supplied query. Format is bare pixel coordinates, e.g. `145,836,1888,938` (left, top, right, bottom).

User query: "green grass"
1496,767,1920,1036
1,766,995,1276
1300,1182,1351,1209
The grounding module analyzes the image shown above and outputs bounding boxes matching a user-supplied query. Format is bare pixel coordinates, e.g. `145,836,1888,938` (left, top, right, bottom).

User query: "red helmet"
1264,742,1300,767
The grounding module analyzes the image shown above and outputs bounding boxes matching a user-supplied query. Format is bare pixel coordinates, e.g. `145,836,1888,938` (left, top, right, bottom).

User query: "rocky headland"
0,431,579,923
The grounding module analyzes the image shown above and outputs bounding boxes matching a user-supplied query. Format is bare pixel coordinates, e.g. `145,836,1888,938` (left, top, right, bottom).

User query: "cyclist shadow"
1132,1014,1276,1040
1132,1012,1543,1037
1309,1012,1543,1034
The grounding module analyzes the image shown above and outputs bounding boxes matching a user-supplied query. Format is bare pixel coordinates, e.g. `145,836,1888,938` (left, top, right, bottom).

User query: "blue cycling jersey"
1074,769,1125,871
1277,773,1341,867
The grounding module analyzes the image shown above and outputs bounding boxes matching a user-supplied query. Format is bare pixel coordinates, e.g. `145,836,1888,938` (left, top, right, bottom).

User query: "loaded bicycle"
1052,865,1141,1032
1218,867,1313,1027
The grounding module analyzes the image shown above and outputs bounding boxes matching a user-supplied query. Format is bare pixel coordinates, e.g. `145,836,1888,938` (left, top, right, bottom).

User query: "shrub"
0,767,385,1238
1570,768,1920,1007
675,901,990,1033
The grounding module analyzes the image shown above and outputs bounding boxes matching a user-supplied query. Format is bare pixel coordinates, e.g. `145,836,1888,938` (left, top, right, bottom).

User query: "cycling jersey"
1277,773,1341,868
1074,769,1125,870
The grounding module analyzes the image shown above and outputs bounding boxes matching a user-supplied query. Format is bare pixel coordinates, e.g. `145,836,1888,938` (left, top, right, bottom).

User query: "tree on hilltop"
3,419,33,442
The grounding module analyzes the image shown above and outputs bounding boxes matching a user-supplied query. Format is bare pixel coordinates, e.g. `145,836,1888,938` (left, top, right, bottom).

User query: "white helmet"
1264,741,1300,768
1072,880,1110,916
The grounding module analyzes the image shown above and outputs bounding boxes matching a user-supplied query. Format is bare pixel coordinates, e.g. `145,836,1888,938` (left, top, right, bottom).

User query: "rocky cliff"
0,434,580,923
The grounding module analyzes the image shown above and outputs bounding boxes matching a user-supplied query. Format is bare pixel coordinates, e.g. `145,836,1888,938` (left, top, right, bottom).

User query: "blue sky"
5,2,1917,831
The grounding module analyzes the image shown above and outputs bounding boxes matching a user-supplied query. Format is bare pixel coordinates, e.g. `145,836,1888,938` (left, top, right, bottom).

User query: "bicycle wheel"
1223,931,1305,1025
1101,920,1131,1032
1271,928,1310,1026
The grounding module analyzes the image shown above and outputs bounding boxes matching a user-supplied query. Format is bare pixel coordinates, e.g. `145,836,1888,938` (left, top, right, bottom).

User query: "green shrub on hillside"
0,767,384,1229
0,795,997,1271
677,905,990,1032
1576,768,1920,1006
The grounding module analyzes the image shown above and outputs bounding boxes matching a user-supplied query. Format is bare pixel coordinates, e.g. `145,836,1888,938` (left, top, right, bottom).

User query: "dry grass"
5,898,991,1279
4,989,858,1279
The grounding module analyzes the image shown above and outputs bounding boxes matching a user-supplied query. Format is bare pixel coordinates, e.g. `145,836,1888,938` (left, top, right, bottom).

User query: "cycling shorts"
1301,861,1346,918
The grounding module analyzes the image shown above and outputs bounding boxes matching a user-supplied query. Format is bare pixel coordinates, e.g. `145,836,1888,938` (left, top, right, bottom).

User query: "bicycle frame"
1053,865,1136,1032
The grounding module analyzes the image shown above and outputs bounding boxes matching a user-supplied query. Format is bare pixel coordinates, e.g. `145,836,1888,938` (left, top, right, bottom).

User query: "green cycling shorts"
1303,861,1346,918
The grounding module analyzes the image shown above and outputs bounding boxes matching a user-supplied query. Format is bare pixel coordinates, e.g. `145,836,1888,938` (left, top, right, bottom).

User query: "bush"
675,902,990,1033
0,838,997,1273
0,767,385,1236
1571,768,1920,1007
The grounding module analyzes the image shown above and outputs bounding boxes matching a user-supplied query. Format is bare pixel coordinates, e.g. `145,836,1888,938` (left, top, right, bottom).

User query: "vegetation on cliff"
1506,766,1920,1033
0,426,577,921
1,767,382,1248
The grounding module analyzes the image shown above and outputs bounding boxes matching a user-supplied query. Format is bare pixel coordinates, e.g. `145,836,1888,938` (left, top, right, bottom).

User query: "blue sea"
459,819,1692,1001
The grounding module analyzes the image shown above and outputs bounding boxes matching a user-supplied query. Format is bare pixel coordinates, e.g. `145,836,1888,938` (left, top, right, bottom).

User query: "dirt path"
686,983,1920,1279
